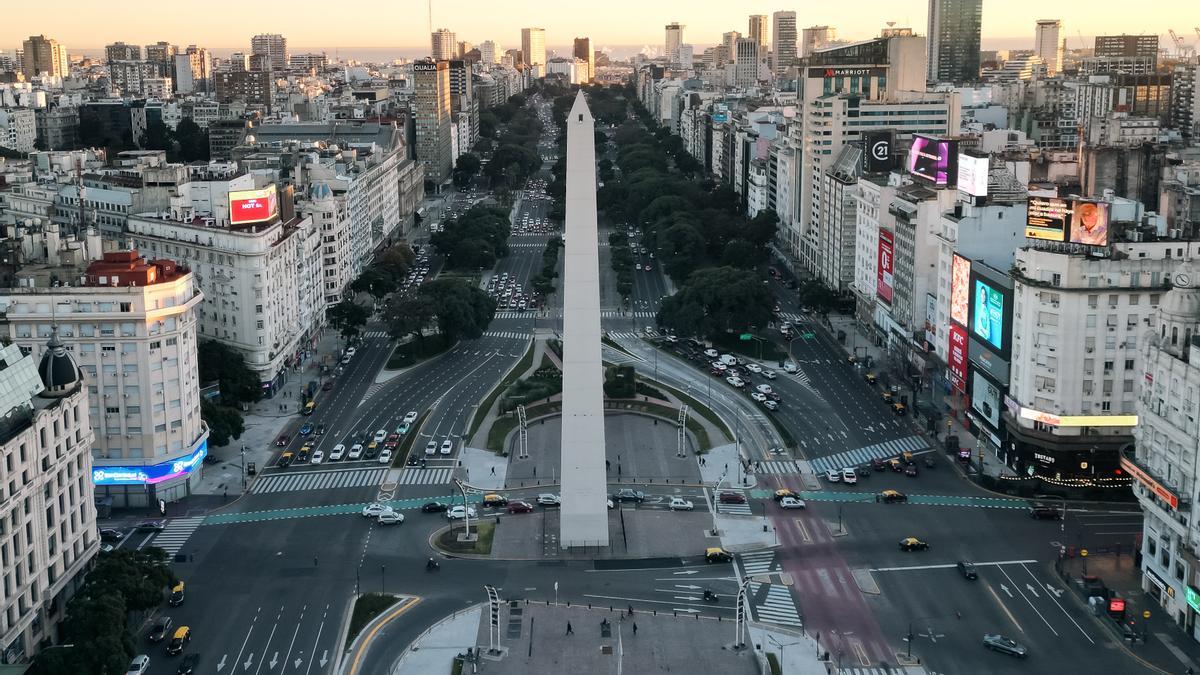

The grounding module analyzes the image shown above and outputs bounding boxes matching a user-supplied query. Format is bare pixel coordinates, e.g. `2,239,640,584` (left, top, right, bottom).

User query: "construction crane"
1169,29,1196,59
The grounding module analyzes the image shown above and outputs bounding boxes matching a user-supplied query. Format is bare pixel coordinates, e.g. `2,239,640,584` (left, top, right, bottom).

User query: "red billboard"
229,187,279,226
877,229,894,304
948,324,968,392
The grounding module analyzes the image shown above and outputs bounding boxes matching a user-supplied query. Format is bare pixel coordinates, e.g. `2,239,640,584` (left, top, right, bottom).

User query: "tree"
200,398,244,446
173,118,210,162
327,299,370,340
197,341,261,404
374,244,415,280
140,119,173,154
657,266,774,339
746,209,779,247
383,293,436,343
349,268,397,300
431,204,511,270
420,278,496,340
721,238,765,269
452,152,482,188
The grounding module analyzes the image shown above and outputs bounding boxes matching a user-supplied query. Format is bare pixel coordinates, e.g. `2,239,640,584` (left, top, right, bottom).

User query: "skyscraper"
748,15,769,49
665,23,685,65
1034,20,1063,76
722,31,741,64
480,41,500,64
734,38,760,89
21,34,68,78
801,26,836,57
412,59,453,184
573,37,595,83
771,11,797,77
250,33,287,71
431,28,457,60
105,42,141,63
927,0,983,83
521,28,546,69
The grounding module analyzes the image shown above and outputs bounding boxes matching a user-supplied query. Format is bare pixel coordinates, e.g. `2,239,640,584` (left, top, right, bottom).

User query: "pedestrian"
724,463,728,472
566,622,573,635
491,466,496,476
628,604,634,616
633,622,638,635
314,556,318,567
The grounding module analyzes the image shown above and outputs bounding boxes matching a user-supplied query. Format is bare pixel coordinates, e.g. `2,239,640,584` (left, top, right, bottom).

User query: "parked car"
149,617,174,642
537,494,561,507
779,497,807,509
421,501,449,513
825,469,841,483
958,560,979,580
668,497,694,511
899,537,930,552
127,655,151,675
982,634,1028,658
507,501,534,514
905,464,919,477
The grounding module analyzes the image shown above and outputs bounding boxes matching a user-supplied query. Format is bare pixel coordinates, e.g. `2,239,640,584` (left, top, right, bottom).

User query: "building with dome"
0,334,97,662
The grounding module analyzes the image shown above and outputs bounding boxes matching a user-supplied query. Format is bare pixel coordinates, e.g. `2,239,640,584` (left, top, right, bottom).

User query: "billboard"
863,131,897,172
229,186,279,226
1016,406,1138,428
876,229,894,304
1026,196,1069,241
906,135,958,187
957,153,989,198
971,370,1002,430
1070,200,1110,246
92,441,208,485
806,66,888,79
970,276,1010,356
948,323,968,392
950,254,971,327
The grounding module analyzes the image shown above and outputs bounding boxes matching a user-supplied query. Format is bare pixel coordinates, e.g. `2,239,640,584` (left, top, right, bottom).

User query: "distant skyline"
5,0,1192,59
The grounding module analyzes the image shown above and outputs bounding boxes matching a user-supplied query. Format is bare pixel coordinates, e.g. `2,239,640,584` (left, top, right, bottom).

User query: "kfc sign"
229,187,279,226
877,229,894,304
948,324,968,392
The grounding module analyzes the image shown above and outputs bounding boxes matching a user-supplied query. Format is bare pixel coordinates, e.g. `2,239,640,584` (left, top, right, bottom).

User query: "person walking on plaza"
566,622,573,635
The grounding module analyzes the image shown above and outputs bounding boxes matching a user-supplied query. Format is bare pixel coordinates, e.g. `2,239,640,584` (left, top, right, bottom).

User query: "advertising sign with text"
948,324,968,392
877,229,894,304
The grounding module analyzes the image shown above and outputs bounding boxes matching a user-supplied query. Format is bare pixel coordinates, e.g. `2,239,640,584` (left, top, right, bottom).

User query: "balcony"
1122,446,1189,512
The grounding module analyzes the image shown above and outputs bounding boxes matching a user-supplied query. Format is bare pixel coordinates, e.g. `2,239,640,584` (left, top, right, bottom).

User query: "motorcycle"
703,589,719,603
426,558,440,571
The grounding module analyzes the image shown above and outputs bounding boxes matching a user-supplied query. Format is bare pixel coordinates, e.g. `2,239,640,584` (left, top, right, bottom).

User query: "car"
782,361,798,373
299,424,313,436
872,457,888,472
856,465,872,477
507,500,534,513
537,493,561,506
278,451,295,467
710,361,727,371
892,402,907,415
127,655,151,675
378,449,393,464
825,469,841,483
175,653,200,675
402,411,419,425
330,444,346,461
1030,504,1062,520
446,506,478,520
275,435,290,446
958,560,979,580
149,616,174,642
705,547,734,563
322,381,334,391
373,429,387,444
310,450,325,465
482,494,508,508
377,511,404,525
761,370,776,380
297,444,312,461
899,537,930,552
880,490,908,503
745,363,762,373
364,443,380,459
136,520,165,532
881,391,894,403
644,265,653,271
774,488,799,502
703,348,719,358
725,376,745,388
316,424,326,435
440,439,454,455
396,422,411,435
750,392,767,402
362,503,394,518
341,354,352,364
779,497,807,509
982,634,1028,658
345,347,357,358
635,264,642,270
669,497,694,511
348,444,366,460
762,400,779,411
612,488,645,502
865,373,878,384
905,464,919,477
166,626,191,655
718,491,746,504
842,468,858,484
421,501,449,513
100,528,124,543
425,441,437,456
755,384,774,395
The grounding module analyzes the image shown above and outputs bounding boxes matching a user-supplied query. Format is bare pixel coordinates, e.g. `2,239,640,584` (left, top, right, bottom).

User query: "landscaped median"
466,338,536,440
391,410,432,468
340,594,421,675
432,520,496,556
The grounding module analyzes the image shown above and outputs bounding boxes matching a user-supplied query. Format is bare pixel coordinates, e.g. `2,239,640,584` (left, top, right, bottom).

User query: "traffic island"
345,593,402,648
433,521,495,555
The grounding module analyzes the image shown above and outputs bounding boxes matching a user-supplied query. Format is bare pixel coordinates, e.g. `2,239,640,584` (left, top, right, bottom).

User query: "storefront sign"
1185,585,1200,613
93,441,208,486
1121,455,1180,510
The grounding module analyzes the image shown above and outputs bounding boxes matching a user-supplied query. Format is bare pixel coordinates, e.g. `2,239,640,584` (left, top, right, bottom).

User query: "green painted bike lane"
747,488,1027,509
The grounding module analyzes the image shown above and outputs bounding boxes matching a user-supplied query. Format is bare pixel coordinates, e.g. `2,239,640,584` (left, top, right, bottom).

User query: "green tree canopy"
327,299,370,340
197,341,261,404
657,266,774,339
200,398,244,446
452,152,482,188
421,278,497,341
431,204,511,270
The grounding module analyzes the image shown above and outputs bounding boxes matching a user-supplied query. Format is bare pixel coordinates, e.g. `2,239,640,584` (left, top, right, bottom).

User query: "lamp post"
767,634,800,672
381,564,386,594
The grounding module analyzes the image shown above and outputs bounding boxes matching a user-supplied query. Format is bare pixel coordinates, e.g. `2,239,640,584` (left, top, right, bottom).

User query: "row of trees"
531,236,562,299
80,116,211,164
607,231,635,300
382,278,496,344
431,204,511,270
197,340,262,446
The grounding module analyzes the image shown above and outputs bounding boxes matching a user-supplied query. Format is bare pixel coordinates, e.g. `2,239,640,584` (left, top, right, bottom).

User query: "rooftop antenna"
428,0,433,52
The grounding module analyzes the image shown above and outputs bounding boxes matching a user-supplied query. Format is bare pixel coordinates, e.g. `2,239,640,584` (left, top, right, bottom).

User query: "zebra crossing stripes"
758,460,803,475
739,550,775,576
147,517,205,557
715,490,752,516
809,435,930,474
493,311,535,319
737,551,803,628
841,669,933,675
361,331,390,339
396,468,454,485
599,310,657,318
481,330,531,340
251,467,386,494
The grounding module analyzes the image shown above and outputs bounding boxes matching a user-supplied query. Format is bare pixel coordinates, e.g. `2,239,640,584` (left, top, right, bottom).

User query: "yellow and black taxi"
881,391,894,403
879,490,908,503
166,625,191,655
705,547,734,563
278,451,295,468
773,488,799,502
168,581,185,606
892,402,907,416
864,372,877,385
899,537,929,552
482,494,508,508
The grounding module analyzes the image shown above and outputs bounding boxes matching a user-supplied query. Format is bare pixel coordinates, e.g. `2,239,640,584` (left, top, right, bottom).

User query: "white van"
719,354,738,367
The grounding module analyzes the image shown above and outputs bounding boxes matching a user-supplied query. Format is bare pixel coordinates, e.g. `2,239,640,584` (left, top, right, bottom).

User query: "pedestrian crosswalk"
758,460,803,475
147,517,205,557
482,330,532,340
737,551,803,628
602,345,643,366
600,310,657,318
842,669,934,675
361,331,391,339
715,490,752,516
493,311,536,319
809,435,930,474
251,467,386,494
607,329,660,340
396,468,454,485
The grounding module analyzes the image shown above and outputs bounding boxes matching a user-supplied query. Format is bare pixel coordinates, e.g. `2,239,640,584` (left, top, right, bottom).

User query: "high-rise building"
771,11,797,77
801,26,836,57
413,59,453,184
480,41,501,64
521,28,546,69
0,108,37,153
250,33,287,71
213,70,272,104
0,338,96,660
105,41,141,63
21,34,68,78
1095,34,1160,58
734,38,760,89
109,60,161,96
144,41,176,77
1034,20,1063,76
722,32,741,64
573,37,595,82
748,15,769,48
432,28,457,60
665,23,685,65
927,0,983,83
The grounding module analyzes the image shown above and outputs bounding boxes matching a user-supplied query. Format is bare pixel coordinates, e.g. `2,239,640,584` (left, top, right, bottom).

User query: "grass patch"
469,340,536,440
709,332,787,362
346,593,400,648
486,414,519,453
642,373,733,443
393,410,431,467
386,332,455,369
451,659,464,675
436,520,495,554
635,381,667,401
767,652,781,675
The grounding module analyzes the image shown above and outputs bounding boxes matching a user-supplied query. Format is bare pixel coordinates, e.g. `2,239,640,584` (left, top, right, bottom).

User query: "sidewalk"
390,605,482,675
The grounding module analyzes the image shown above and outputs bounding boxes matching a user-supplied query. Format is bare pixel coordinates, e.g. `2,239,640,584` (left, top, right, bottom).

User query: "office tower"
457,41,473,58
480,41,500,64
772,11,797,77
413,59,453,184
801,26,836,57
521,28,546,69
927,0,983,83
175,46,211,94
21,34,68,78
431,28,456,60
678,44,694,70
748,15,769,49
1095,34,1159,58
1034,20,1063,76
664,23,685,65
722,32,742,64
105,41,141,63
573,37,595,82
734,38,760,88
250,33,288,71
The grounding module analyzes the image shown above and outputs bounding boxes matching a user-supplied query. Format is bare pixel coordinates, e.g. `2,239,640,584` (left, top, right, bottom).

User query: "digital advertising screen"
1026,196,1069,241
971,370,1002,430
969,270,1013,358
906,135,959,187
863,131,897,172
948,323,968,392
957,153,989,198
1069,200,1110,246
92,441,208,485
950,254,971,327
229,186,279,226
876,229,894,304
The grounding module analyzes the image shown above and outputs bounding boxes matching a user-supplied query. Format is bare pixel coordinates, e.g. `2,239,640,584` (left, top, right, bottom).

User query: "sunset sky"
6,0,1193,56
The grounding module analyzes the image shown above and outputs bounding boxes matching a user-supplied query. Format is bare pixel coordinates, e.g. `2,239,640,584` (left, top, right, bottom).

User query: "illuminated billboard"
906,135,958,187
971,370,1002,430
229,186,279,226
957,153,989,198
876,229,894,304
93,441,208,485
1070,200,1110,246
948,324,968,392
863,131,896,172
971,278,1009,354
950,254,971,327
1017,406,1138,428
1026,196,1068,241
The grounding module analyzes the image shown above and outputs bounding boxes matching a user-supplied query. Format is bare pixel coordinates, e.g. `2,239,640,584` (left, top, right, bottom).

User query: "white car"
362,503,394,518
402,411,418,425
745,363,763,373
373,429,388,443
710,361,727,371
725,376,745,388
425,441,437,456
750,392,767,402
825,469,842,483
669,497,695,511
348,444,363,460
756,384,774,395
379,449,393,464
330,444,346,461
783,361,799,373
762,370,777,380
446,505,478,520
440,439,454,455
127,655,151,675
762,400,779,411
842,468,858,485
377,511,404,525
345,347,357,358
780,322,793,332
311,450,325,465
779,497,807,509
537,493,561,506
703,348,719,358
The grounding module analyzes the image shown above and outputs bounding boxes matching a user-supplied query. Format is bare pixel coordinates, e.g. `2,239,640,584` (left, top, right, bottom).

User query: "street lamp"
767,634,800,671
381,564,386,594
